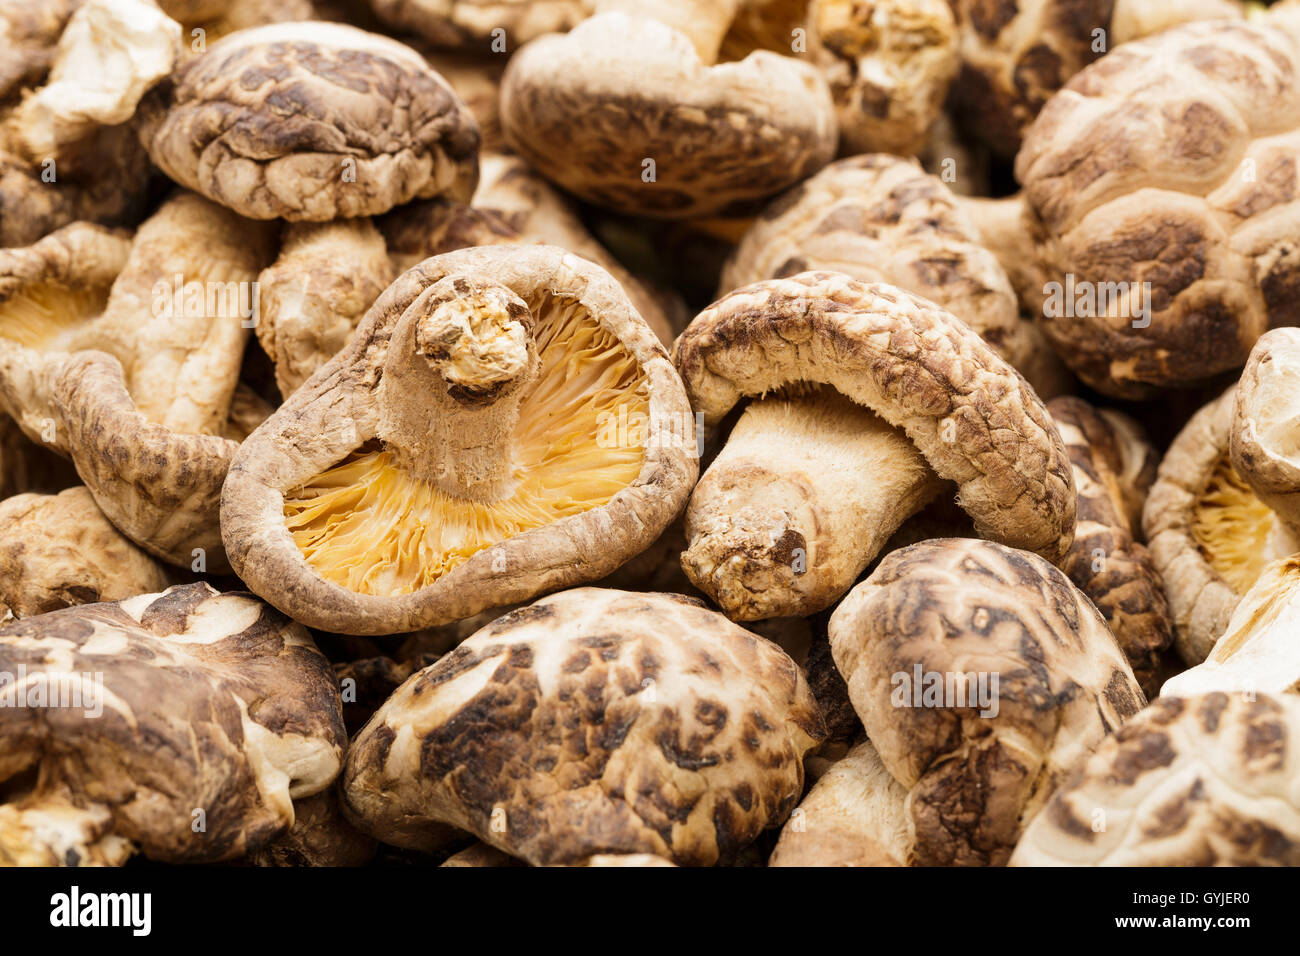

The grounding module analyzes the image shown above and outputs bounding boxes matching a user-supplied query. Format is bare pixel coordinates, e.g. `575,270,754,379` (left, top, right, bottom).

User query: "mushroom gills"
283,293,648,597
0,282,108,351
682,386,945,620
1191,452,1284,594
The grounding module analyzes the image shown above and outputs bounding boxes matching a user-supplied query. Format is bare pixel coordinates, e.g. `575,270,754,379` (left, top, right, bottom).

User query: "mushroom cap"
1143,388,1299,666
1162,554,1300,699
829,538,1145,866
1016,19,1300,396
673,272,1077,563
0,486,171,618
0,0,78,105
948,0,1112,156
0,583,346,864
223,245,698,635
1011,692,1300,865
499,13,837,219
1048,395,1172,693
1231,327,1300,534
721,155,1035,377
341,587,825,865
367,0,592,49
246,790,377,867
137,21,481,220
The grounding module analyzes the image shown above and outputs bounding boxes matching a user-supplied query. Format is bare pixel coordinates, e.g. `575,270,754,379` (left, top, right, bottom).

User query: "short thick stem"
682,390,944,620
595,0,740,63
378,276,536,501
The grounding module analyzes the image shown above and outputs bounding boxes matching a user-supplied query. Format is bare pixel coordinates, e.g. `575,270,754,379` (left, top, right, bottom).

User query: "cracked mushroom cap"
0,583,346,866
1161,554,1300,699
1049,396,1171,694
499,11,837,219
829,538,1145,866
0,486,171,618
341,588,825,865
0,193,276,568
367,0,592,49
223,245,698,636
1015,18,1300,397
1011,692,1300,866
672,272,1076,619
1143,388,1299,666
255,218,396,398
721,155,1042,388
808,0,959,157
137,21,481,221
1231,327,1300,537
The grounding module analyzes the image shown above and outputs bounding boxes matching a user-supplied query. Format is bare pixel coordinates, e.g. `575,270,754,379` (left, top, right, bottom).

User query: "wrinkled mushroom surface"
341,588,825,865
1231,327,1300,538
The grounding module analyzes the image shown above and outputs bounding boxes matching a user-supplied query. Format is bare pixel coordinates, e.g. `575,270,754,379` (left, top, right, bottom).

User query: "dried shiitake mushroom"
366,0,592,50
0,583,346,866
255,219,396,398
1231,327,1300,537
0,193,276,568
223,245,697,635
162,0,316,48
673,272,1076,620
138,21,481,221
721,155,1058,394
1049,396,1171,694
1017,18,1300,397
246,790,377,868
808,0,959,157
0,0,78,106
768,739,906,867
0,486,171,618
829,538,1146,866
1011,692,1300,865
1162,555,1300,698
421,52,506,151
499,5,837,218
1144,389,1299,666
341,588,825,865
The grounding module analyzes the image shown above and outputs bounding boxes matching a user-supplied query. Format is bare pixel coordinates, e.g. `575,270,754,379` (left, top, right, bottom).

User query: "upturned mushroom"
1048,396,1171,694
0,583,346,866
341,588,825,865
1144,389,1299,666
499,3,838,218
254,219,396,398
0,192,276,567
0,486,171,618
365,0,592,50
137,21,481,221
223,245,698,635
673,272,1076,620
1016,16,1300,396
1230,327,1300,536
720,155,1062,395
829,538,1146,866
1011,692,1300,865
1161,555,1300,699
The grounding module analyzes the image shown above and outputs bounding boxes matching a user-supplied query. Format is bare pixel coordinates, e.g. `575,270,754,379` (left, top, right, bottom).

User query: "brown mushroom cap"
1231,327,1300,536
341,587,825,865
0,583,346,865
255,218,396,398
675,273,1077,563
1016,19,1300,396
829,538,1145,866
0,486,171,618
1143,388,1299,666
1011,692,1300,865
367,0,592,50
499,12,837,219
223,245,698,635
246,789,377,867
721,155,1043,386
1048,396,1172,694
137,21,481,221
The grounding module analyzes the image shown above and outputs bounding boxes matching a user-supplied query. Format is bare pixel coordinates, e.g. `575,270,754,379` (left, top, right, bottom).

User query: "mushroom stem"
594,0,740,63
682,389,945,620
378,277,537,501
